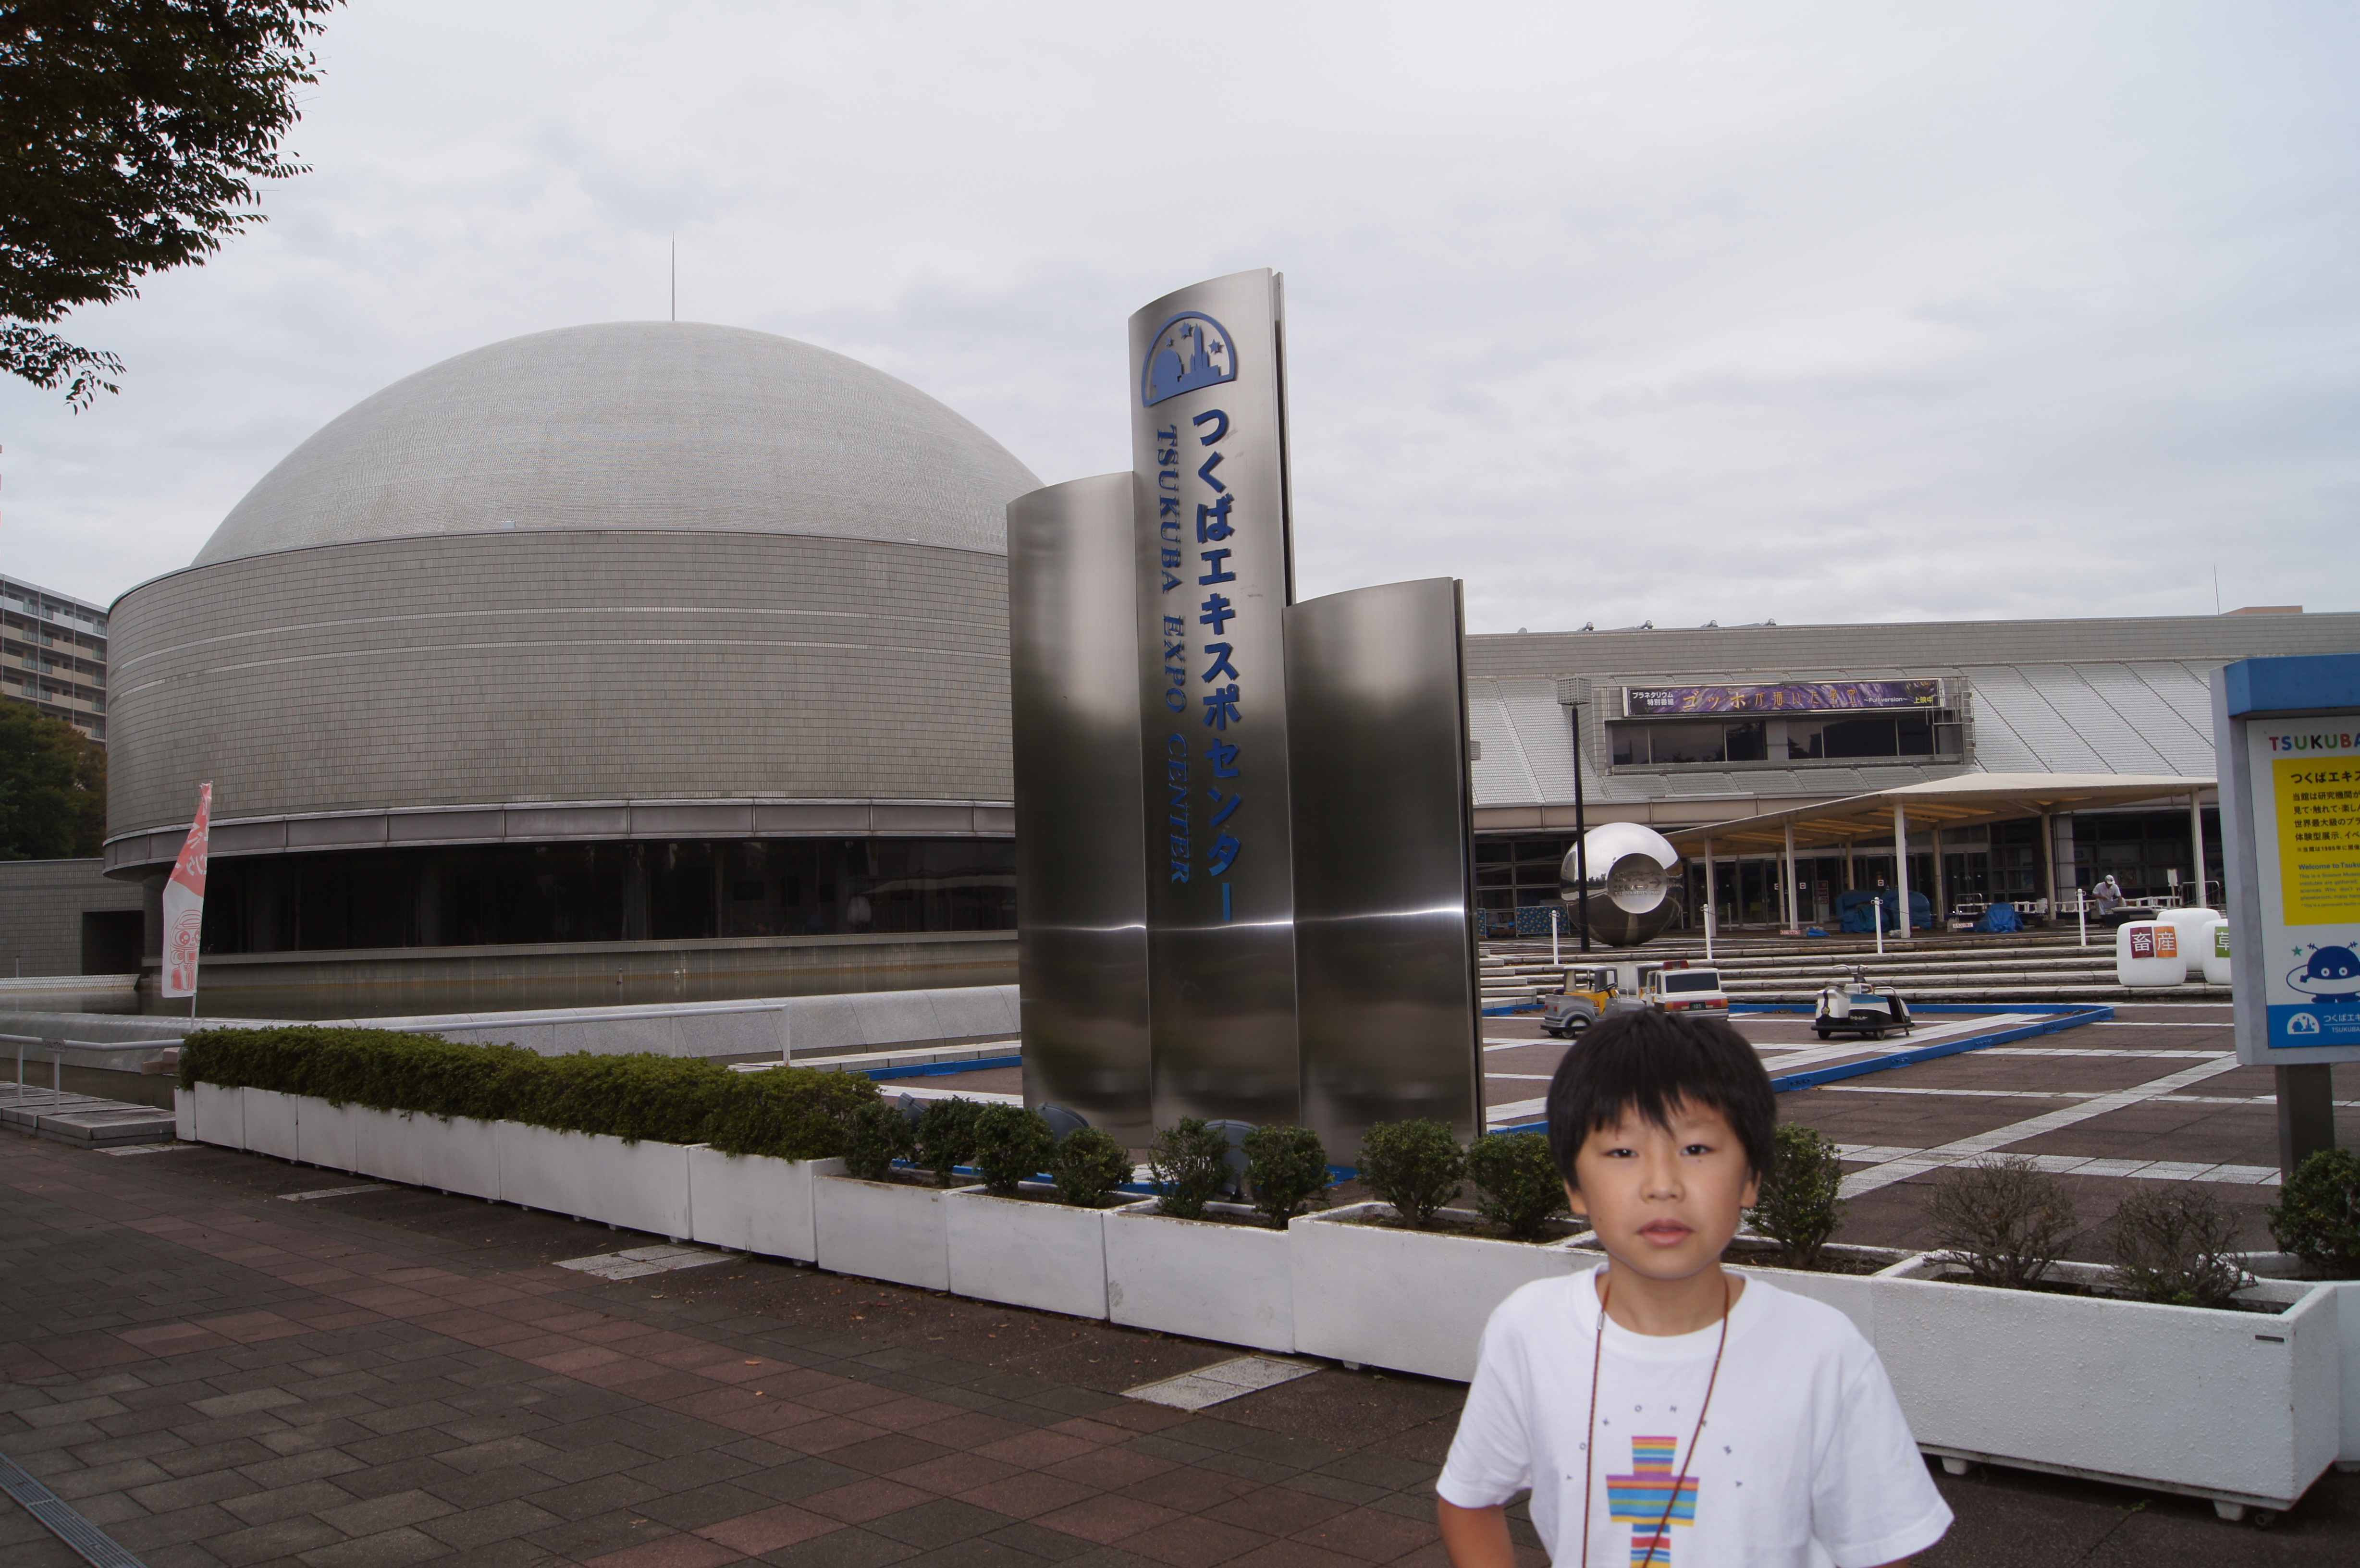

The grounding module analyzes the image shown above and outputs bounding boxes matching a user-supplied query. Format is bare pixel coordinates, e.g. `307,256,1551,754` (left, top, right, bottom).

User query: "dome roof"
194,322,1041,565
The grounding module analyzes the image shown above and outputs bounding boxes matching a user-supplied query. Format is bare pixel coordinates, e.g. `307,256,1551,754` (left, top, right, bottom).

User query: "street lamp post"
1569,695,1590,953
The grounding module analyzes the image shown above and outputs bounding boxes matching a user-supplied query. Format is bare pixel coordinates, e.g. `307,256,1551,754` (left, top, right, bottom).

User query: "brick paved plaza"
4,1001,2357,1566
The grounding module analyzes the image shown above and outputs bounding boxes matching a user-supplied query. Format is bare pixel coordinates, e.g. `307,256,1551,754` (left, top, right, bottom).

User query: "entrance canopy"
1663,772,2215,857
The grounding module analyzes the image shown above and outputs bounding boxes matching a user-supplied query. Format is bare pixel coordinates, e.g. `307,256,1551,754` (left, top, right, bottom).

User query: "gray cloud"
1,1,2351,633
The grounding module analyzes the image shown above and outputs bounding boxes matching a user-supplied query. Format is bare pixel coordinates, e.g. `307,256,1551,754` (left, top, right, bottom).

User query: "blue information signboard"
2216,654,2360,1067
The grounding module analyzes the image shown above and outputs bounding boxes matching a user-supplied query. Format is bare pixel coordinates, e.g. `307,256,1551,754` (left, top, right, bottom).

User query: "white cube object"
2115,920,2189,986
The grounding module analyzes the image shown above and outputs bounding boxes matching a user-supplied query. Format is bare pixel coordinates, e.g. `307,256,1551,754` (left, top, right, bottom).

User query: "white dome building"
104,323,1040,1016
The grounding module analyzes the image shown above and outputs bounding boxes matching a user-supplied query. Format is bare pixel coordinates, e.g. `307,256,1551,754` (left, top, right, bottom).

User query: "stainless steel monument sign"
1014,269,1483,1152
1131,271,1303,1127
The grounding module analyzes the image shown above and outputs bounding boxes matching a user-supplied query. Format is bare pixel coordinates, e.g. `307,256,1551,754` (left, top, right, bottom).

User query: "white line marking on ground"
1835,1055,2249,1197
2088,1021,2237,1028
1976,1047,2229,1058
1124,1355,1320,1410
1823,1087,2351,1107
1758,1014,2046,1076
554,1244,733,1280
277,1184,388,1202
1487,1097,1549,1126
1836,1143,2278,1186
1824,1086,2103,1100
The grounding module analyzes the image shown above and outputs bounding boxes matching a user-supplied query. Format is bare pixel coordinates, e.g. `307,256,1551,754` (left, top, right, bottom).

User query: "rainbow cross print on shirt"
1607,1436,1699,1566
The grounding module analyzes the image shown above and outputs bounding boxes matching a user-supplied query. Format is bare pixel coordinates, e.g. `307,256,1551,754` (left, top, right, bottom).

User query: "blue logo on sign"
1142,312,1237,406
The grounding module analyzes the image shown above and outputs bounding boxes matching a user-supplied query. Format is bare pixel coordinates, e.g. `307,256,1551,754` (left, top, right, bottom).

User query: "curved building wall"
104,528,1013,862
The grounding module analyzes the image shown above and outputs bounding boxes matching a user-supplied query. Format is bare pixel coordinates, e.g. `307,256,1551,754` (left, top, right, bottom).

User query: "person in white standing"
1436,1010,1952,1566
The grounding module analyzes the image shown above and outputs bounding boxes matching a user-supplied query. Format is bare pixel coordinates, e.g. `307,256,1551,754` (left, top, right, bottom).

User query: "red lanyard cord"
1580,1272,1733,1568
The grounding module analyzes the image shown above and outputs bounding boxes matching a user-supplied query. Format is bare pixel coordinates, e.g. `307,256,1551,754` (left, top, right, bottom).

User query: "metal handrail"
4,1036,183,1101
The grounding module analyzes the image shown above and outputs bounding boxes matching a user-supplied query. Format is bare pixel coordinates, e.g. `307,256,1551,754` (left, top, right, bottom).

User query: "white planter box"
242,1088,298,1161
1291,1204,1596,1381
1876,1256,2340,1510
2240,1254,2360,1471
1106,1200,1293,1353
947,1184,1113,1320
814,1170,951,1290
191,1082,245,1149
1724,1241,1918,1344
687,1148,833,1262
2331,1280,2360,1471
411,1113,499,1199
496,1121,691,1239
294,1096,360,1174
346,1104,422,1187
173,1086,197,1143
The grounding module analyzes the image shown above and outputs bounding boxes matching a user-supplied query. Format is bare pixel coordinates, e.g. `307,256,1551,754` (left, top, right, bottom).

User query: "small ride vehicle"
1541,967,1617,1037
1543,961,1729,1036
1641,960,1728,1017
1814,967,1914,1040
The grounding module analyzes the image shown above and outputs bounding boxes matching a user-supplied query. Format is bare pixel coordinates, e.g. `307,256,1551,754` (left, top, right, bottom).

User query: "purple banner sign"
1625,680,1939,716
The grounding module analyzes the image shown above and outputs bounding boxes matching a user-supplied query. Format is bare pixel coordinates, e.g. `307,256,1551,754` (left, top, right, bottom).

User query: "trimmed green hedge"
179,1027,879,1161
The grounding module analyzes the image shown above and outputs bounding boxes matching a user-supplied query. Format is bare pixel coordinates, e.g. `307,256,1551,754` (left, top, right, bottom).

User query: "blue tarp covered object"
1974,901,2024,933
1837,888,1933,933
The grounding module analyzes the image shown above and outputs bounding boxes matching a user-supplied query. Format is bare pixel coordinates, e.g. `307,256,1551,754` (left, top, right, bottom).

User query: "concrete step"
0,1085,176,1147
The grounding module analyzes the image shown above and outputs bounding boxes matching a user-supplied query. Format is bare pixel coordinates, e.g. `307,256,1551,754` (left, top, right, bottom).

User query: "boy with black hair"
1437,1009,1949,1567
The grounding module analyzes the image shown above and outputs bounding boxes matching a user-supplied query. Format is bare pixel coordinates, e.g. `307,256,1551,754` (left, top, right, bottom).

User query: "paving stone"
754,1526,920,1567
295,1523,453,1568
864,1496,1021,1551
417,1497,564,1550
527,1471,667,1521
207,1514,350,1567
220,1477,366,1528
316,1488,459,1537
128,1466,266,1513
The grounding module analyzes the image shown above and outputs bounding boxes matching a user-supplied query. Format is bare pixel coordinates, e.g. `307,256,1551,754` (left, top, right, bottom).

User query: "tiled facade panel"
0,859,144,976
106,530,1012,836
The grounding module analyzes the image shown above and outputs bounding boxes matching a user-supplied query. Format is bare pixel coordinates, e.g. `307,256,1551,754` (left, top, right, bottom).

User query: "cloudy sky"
3,2,2354,634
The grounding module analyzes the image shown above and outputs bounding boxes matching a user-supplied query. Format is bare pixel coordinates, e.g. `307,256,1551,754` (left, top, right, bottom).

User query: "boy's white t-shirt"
1438,1272,1951,1567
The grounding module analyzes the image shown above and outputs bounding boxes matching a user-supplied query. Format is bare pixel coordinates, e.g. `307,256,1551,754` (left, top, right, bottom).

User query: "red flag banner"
160,783,213,1000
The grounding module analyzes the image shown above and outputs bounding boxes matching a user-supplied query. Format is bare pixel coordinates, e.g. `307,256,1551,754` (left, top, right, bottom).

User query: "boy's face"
1566,1099,1759,1285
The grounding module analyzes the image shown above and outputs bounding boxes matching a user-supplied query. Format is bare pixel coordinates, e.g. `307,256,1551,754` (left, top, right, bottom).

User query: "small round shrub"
1358,1120,1466,1229
842,1099,915,1182
914,1097,985,1187
1465,1132,1568,1240
1745,1125,1848,1270
972,1104,1057,1196
1149,1118,1231,1219
2269,1147,2360,1278
1243,1125,1329,1230
1050,1127,1132,1208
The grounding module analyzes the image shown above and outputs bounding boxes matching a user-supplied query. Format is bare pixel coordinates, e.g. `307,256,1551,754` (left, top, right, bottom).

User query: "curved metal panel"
1131,270,1302,1127
1287,577,1483,1149
1009,475,1153,1141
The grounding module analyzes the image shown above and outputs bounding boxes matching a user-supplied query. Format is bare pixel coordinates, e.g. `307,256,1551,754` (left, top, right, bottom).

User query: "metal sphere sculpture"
1558,822,1686,947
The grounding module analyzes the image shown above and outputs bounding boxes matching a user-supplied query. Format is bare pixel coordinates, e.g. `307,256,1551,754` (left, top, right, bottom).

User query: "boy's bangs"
1545,1009,1776,1182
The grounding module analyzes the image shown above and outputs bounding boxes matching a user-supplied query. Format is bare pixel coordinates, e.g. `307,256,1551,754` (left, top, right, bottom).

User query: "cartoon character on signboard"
2285,943,2360,1032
